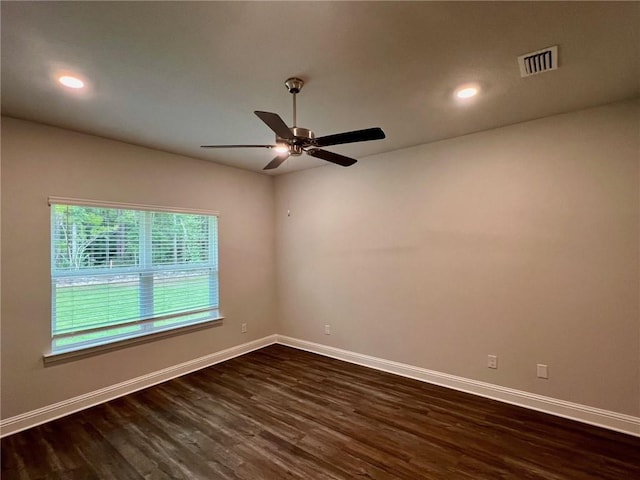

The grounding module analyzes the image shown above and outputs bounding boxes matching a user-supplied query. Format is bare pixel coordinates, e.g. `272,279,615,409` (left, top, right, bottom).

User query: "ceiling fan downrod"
285,77,304,128
283,77,314,156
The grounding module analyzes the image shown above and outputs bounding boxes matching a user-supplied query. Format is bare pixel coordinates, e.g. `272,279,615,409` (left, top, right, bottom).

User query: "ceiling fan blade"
200,144,274,148
314,127,385,148
263,154,290,170
254,111,294,140
307,148,357,167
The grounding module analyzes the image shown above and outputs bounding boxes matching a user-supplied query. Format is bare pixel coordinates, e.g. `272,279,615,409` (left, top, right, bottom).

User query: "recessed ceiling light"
58,75,85,89
455,86,479,99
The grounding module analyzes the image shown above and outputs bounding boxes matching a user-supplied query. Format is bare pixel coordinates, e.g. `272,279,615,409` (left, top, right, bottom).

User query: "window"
49,198,220,354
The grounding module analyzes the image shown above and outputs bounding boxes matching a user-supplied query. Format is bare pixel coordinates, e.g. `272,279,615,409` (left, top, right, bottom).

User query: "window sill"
43,315,224,366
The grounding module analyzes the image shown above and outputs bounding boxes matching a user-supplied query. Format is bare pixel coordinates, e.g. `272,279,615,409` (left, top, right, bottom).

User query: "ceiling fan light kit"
201,77,386,170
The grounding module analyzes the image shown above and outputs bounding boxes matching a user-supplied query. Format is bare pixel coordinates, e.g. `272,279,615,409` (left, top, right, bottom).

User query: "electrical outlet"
324,324,331,335
241,323,247,333
537,364,549,379
487,354,498,369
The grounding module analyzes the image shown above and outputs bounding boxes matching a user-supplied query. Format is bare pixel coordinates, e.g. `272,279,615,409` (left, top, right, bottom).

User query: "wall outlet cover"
488,355,498,369
537,364,549,379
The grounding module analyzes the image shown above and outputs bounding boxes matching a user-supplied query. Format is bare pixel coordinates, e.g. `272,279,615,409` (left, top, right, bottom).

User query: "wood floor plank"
2,344,639,479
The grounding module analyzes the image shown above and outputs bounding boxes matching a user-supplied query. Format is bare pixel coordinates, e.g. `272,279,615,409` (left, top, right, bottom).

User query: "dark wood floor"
2,345,639,479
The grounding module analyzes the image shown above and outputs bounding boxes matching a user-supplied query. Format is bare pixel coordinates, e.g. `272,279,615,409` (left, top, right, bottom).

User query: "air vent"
518,46,558,77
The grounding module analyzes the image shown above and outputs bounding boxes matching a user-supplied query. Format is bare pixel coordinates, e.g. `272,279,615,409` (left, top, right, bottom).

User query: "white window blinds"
50,199,219,352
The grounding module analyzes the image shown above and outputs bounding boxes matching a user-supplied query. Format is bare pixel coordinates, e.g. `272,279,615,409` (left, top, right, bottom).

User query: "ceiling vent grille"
518,45,558,77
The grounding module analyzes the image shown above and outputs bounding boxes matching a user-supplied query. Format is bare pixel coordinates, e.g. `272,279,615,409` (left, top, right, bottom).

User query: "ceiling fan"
201,77,386,170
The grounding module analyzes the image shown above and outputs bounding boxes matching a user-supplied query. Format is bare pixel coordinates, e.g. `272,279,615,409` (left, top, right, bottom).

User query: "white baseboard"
3,333,638,438
277,335,640,437
0,335,278,438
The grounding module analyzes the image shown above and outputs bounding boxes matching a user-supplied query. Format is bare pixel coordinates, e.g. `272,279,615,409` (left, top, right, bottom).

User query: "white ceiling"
2,2,638,175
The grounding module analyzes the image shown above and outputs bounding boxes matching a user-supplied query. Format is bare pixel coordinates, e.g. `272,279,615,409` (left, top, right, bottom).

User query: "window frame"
45,197,223,364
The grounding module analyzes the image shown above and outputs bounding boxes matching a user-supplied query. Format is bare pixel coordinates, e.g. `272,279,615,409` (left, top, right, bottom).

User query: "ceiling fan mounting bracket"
285,77,304,94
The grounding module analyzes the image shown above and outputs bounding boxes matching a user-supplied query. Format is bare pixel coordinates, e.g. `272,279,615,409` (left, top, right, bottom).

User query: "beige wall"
1,117,277,419
2,99,639,422
275,100,640,416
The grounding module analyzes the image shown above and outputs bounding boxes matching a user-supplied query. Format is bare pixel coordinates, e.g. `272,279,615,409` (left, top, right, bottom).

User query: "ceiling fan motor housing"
277,126,314,156
291,127,314,140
